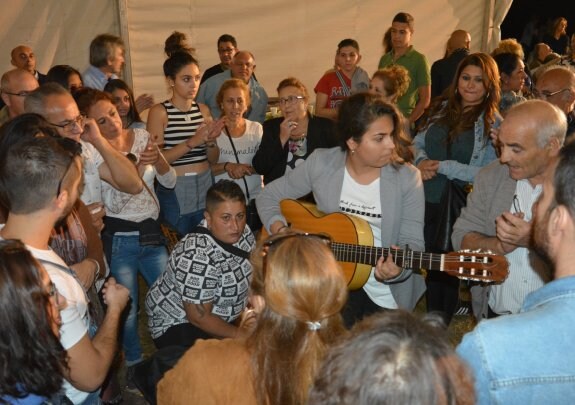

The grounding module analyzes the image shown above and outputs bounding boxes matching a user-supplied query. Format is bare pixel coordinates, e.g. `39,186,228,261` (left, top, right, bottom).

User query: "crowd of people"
1,8,575,405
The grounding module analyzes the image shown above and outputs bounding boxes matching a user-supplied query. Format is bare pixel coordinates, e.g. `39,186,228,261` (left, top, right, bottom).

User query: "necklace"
288,134,307,155
170,98,193,121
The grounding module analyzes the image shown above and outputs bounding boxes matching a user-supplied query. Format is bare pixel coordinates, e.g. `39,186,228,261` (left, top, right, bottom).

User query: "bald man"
197,50,268,123
0,69,39,125
431,29,471,98
453,100,565,320
10,45,47,84
534,66,575,142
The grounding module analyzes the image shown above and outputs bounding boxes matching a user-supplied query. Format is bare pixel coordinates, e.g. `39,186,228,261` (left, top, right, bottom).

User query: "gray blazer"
452,160,516,250
256,147,426,310
451,160,516,319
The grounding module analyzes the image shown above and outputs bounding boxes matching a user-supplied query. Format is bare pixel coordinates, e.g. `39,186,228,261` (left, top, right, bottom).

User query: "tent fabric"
1,1,512,105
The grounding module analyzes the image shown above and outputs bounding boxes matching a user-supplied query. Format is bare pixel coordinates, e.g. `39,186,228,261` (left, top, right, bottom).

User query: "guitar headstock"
442,250,509,283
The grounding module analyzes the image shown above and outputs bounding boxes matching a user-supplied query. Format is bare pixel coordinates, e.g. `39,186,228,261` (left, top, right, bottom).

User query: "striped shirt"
162,100,206,166
489,179,548,314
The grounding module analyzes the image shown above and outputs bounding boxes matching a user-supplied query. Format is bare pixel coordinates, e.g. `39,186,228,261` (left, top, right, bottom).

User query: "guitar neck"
331,242,443,270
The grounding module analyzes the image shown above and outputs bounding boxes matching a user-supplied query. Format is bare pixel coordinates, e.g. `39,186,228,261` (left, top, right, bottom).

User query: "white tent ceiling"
1,0,512,104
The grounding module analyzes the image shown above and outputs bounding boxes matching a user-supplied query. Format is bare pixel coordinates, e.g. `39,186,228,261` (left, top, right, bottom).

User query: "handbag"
223,125,263,232
431,180,471,253
430,144,472,253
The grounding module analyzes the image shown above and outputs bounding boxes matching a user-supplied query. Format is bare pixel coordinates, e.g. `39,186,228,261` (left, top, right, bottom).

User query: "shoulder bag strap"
335,70,352,97
224,125,251,201
192,225,251,260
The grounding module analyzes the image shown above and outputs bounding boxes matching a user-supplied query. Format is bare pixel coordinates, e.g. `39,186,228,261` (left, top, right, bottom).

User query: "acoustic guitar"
277,199,509,290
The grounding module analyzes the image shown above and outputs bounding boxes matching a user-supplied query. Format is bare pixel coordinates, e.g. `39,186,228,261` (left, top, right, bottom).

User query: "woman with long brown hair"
157,232,348,405
414,52,501,324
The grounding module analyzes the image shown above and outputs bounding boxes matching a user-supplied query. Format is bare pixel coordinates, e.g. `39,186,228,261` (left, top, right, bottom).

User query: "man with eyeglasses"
200,34,237,84
458,141,575,404
534,66,575,142
25,83,143,221
0,68,39,125
452,100,565,320
0,116,130,404
197,50,268,123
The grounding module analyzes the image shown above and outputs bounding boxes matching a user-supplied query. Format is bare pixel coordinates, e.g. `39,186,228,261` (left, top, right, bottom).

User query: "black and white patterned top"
145,220,255,339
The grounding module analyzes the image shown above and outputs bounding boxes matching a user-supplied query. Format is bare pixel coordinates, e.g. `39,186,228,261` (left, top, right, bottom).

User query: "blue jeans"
156,170,212,236
156,182,207,236
110,234,167,365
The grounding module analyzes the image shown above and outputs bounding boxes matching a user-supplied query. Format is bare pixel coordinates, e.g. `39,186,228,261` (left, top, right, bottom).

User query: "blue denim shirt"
457,275,575,404
414,111,500,182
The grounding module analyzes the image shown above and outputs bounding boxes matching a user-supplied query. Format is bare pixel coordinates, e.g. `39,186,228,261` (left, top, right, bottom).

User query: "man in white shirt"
24,83,143,214
0,116,130,404
452,100,565,319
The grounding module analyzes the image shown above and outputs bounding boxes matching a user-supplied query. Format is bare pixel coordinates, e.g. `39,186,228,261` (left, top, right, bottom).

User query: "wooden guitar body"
280,199,374,290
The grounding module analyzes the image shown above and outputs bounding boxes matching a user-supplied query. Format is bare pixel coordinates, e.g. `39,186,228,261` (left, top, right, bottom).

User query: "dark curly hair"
0,239,68,400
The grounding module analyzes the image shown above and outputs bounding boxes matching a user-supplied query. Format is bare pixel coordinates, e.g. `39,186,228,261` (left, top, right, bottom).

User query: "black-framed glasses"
55,138,83,197
261,232,332,278
49,114,86,133
513,194,522,214
279,95,305,106
1,89,33,97
532,88,571,100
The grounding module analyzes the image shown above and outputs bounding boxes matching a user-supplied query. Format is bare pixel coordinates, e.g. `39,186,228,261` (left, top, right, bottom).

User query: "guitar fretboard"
331,242,444,270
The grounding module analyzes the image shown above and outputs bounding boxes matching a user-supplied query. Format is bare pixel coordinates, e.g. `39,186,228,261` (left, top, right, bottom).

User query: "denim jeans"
110,234,167,365
156,171,212,237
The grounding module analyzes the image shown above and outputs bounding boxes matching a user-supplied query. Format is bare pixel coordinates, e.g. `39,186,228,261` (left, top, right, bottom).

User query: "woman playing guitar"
257,92,425,328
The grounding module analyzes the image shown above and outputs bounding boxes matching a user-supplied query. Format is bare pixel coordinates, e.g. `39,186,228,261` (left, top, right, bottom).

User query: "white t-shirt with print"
215,120,263,200
339,168,397,309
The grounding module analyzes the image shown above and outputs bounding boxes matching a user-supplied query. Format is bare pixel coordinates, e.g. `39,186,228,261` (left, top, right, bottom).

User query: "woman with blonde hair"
157,232,348,405
369,65,411,104
543,17,569,55
212,79,262,203
252,77,336,185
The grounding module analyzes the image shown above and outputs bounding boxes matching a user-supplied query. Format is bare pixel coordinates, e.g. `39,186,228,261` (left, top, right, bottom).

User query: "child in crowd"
314,38,369,120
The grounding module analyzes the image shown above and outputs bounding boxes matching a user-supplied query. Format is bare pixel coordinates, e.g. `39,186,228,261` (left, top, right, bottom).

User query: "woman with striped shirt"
147,51,224,236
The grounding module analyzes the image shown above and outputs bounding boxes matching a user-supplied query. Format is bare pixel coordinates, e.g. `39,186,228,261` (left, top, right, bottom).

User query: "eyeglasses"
261,233,332,278
1,90,33,97
49,114,86,133
54,138,83,196
513,194,522,214
278,95,305,106
532,88,571,100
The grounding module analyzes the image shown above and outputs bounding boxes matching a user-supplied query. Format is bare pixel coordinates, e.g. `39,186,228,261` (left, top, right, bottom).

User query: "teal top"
422,124,474,203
